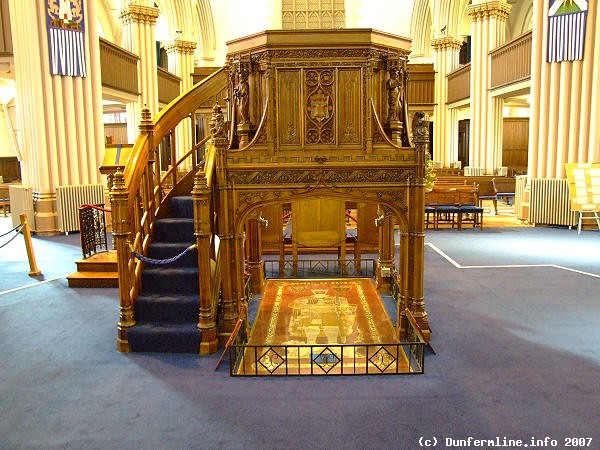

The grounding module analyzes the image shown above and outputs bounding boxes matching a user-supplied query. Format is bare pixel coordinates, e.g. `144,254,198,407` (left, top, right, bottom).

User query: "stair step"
127,322,201,353
75,250,118,272
141,267,199,295
170,196,193,218
135,294,199,323
153,217,194,242
67,271,119,288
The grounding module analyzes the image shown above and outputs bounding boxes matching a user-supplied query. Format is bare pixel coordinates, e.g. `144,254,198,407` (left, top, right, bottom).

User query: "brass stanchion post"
19,214,41,276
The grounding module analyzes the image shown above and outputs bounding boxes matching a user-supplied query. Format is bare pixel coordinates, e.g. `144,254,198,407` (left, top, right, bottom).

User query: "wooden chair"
457,187,484,230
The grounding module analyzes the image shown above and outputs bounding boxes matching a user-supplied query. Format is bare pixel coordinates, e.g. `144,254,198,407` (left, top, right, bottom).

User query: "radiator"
464,166,484,176
8,185,34,229
56,184,105,233
529,178,577,227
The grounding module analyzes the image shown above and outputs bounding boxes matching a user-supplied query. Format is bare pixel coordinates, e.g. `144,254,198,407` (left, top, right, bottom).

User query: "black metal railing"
229,315,425,376
78,204,108,258
390,270,405,310
263,258,376,279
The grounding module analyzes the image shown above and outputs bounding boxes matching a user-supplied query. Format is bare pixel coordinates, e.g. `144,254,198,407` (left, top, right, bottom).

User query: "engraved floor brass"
239,278,412,375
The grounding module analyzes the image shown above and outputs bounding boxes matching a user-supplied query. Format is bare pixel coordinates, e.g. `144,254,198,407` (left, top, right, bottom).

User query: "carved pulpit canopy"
225,29,413,150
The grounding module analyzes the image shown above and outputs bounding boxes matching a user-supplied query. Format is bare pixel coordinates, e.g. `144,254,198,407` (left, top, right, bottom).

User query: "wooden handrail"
112,66,228,352
369,99,403,149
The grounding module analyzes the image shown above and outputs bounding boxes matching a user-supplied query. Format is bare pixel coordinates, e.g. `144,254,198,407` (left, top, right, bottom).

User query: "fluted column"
430,37,463,167
165,39,197,167
529,0,600,178
467,0,511,173
8,0,104,234
120,3,160,130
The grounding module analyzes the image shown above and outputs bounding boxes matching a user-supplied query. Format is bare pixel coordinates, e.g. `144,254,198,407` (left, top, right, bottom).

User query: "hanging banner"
46,0,87,77
547,0,588,62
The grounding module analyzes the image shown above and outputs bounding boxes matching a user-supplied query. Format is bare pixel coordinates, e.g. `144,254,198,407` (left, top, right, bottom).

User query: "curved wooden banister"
124,68,228,209
238,98,269,152
112,67,228,352
369,99,403,150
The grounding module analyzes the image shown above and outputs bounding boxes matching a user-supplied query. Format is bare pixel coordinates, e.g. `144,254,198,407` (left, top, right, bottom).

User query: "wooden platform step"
67,271,119,288
67,251,119,288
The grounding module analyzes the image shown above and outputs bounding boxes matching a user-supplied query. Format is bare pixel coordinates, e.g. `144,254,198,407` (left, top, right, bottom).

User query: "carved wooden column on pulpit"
376,205,395,293
245,213,265,294
408,112,430,339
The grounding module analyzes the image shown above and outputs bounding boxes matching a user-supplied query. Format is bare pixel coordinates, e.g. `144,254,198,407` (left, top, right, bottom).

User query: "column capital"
466,1,511,21
163,39,197,56
119,4,160,25
430,36,464,52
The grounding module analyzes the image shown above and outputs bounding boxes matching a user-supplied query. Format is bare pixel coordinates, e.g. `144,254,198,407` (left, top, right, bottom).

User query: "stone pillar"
430,37,463,167
529,0,600,178
165,39,197,167
8,0,104,234
120,3,160,128
467,0,511,173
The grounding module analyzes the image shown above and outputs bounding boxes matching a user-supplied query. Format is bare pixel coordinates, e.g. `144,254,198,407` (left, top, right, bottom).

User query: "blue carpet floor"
1,217,599,449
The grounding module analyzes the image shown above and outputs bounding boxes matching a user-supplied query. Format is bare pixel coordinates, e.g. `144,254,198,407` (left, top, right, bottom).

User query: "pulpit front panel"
276,66,363,150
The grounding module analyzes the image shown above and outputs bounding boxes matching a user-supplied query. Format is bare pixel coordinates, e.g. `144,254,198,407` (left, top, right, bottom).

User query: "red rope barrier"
345,211,357,223
80,203,112,213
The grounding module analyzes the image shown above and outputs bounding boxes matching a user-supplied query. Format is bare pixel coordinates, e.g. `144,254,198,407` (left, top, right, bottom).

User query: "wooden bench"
492,177,516,205
425,186,484,230
434,175,515,214
0,185,10,217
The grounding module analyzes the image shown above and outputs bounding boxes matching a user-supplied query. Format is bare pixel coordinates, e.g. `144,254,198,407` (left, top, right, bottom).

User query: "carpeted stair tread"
169,196,193,218
147,242,197,268
135,294,199,323
130,195,198,354
153,217,194,242
141,267,199,295
127,322,201,353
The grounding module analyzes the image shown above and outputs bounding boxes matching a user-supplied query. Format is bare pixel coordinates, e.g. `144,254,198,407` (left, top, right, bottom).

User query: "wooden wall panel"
447,64,470,104
337,68,361,145
0,156,20,182
491,31,532,89
407,64,435,106
502,118,529,173
277,69,302,146
0,0,12,54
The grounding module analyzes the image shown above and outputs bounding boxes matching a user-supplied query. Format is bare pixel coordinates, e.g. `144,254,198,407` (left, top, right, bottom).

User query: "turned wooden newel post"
211,102,239,334
139,107,158,194
110,170,135,352
409,112,430,340
192,173,218,354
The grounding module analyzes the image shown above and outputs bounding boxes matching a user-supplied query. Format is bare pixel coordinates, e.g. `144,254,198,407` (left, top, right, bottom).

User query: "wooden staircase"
67,250,119,288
